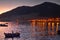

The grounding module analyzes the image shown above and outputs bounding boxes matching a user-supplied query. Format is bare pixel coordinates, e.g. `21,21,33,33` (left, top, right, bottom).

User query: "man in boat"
4,31,20,38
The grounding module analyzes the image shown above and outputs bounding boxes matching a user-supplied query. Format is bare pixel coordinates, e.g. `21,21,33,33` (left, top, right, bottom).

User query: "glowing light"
56,22,59,33
0,10,10,14
0,6,16,14
52,22,54,31
52,22,55,35
31,20,35,27
48,22,51,35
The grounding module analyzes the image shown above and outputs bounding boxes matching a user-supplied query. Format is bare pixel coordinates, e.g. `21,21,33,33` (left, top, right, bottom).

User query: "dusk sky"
0,0,60,14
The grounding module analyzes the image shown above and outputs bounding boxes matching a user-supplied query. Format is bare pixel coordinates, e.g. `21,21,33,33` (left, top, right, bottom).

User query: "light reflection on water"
0,21,59,40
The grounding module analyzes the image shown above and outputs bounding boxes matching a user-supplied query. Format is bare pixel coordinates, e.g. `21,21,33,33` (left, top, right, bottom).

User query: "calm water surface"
0,22,59,40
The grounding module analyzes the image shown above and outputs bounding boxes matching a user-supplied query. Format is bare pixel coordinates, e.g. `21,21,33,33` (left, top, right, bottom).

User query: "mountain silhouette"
33,2,60,17
0,2,60,21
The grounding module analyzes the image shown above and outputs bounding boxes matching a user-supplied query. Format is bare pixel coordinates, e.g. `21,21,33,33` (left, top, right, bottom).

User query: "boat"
0,24,8,27
4,20,20,38
4,32,20,38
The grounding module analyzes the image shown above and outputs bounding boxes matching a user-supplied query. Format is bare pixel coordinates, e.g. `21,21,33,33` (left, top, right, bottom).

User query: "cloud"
0,0,60,6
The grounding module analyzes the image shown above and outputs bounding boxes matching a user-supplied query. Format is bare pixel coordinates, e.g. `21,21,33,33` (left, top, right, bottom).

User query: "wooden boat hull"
4,33,20,38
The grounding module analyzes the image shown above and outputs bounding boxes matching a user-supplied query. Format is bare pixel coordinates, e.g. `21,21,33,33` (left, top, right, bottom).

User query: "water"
0,22,60,40
0,22,32,40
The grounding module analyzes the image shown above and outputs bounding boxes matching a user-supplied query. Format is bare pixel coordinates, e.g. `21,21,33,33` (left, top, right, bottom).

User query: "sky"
0,0,60,14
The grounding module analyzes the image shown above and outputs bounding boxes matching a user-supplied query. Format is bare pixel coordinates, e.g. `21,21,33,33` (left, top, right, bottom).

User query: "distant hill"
0,2,60,21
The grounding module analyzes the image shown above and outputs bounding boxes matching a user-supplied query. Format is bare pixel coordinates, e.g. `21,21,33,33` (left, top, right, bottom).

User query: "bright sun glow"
0,7,15,14
0,10,9,14
0,11,3,14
